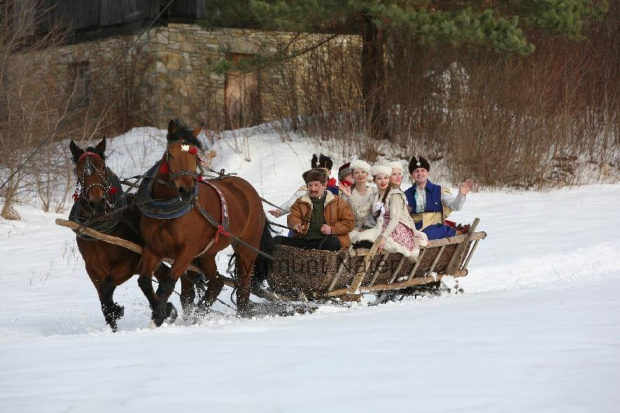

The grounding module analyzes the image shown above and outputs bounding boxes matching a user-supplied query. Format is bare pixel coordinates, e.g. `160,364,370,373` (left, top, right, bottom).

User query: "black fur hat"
311,153,334,170
408,156,430,174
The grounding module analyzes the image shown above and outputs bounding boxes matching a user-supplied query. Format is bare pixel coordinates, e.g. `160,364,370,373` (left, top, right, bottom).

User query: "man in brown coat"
274,168,355,251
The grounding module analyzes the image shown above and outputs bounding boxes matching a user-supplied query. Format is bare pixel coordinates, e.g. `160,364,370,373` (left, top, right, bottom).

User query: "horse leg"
99,278,124,332
233,247,258,317
195,255,224,313
137,251,164,323
180,271,200,318
149,254,194,327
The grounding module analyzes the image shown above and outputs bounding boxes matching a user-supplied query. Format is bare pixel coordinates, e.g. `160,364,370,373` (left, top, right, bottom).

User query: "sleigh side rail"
269,218,486,299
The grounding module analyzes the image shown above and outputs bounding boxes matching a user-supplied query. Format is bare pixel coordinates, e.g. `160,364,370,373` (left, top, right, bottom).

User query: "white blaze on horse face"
81,159,94,176
181,145,190,152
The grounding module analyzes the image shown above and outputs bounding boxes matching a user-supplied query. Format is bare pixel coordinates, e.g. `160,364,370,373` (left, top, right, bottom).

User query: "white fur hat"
389,161,404,171
371,164,392,177
350,159,371,174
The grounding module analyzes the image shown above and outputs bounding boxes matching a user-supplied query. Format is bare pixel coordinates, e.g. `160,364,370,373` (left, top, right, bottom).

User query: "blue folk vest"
404,180,443,214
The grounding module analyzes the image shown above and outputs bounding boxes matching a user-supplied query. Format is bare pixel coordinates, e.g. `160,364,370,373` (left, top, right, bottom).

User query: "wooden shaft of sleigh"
56,218,227,285
55,218,292,301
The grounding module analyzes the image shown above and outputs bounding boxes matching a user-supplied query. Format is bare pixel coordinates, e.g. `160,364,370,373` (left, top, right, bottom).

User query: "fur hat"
371,164,393,177
389,161,404,171
302,168,328,184
408,156,430,173
311,154,334,170
350,159,371,174
338,162,352,181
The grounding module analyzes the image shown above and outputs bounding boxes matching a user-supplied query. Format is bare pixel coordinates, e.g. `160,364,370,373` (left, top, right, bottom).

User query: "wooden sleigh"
267,218,487,301
56,217,486,305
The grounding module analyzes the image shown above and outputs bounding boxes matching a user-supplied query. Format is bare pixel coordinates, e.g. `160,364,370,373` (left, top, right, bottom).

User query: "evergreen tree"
208,0,607,140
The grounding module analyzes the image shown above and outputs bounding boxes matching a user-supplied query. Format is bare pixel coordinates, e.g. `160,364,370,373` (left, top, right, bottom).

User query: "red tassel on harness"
72,191,79,202
108,187,118,196
159,161,169,174
197,175,204,182
188,147,198,155
214,224,231,244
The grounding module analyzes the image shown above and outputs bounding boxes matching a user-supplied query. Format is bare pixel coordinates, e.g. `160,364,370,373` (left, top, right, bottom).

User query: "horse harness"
194,180,231,257
70,151,129,240
136,161,274,261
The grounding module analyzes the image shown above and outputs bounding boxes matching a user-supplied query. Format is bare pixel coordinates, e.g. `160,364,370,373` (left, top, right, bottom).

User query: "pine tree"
207,0,607,141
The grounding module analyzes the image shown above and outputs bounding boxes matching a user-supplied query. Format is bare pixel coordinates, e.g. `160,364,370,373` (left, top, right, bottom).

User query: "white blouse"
343,185,377,228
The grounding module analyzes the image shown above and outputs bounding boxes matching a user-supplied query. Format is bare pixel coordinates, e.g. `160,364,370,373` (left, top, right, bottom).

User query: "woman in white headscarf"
339,159,377,230
354,163,427,260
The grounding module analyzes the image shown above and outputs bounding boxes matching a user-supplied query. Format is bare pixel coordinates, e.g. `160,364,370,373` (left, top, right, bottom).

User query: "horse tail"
252,218,275,289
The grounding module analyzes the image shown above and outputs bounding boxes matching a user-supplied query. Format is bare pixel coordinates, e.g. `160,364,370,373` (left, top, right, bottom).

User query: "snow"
1,127,619,412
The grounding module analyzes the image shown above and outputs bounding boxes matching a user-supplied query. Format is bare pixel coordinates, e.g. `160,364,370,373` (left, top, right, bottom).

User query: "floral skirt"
381,213,417,251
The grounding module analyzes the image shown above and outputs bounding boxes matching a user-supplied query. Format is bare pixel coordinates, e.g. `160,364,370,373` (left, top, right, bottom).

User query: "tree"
0,2,82,218
212,0,607,141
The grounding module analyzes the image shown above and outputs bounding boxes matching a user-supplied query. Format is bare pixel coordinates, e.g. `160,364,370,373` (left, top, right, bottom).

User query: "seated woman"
354,164,427,260
339,159,377,230
388,160,404,189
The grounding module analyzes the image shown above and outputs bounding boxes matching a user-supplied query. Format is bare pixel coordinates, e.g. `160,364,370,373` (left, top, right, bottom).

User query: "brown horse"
69,137,202,331
137,119,271,326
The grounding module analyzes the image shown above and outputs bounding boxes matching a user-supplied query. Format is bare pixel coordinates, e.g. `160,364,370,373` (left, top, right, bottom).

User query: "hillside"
1,126,619,412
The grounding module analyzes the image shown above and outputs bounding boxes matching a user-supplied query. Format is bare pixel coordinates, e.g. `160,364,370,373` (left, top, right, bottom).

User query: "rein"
74,151,117,205
69,167,128,239
194,182,274,261
162,143,201,185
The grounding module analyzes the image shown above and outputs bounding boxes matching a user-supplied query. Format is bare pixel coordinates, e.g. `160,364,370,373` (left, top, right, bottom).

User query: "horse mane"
167,118,204,151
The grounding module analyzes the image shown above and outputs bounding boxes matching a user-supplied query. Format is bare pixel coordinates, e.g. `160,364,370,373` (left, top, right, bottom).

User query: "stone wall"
18,24,359,132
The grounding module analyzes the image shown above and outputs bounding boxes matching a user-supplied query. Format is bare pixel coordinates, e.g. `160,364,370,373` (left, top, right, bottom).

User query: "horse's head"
69,137,111,213
163,119,204,196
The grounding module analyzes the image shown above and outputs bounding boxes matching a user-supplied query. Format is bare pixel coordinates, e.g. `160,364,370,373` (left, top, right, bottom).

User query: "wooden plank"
57,218,296,301
57,217,203,271
327,255,349,292
326,274,444,297
384,255,407,285
347,232,484,259
424,245,445,278
461,239,481,271
369,252,390,286
403,248,426,282
446,218,480,274
348,237,381,293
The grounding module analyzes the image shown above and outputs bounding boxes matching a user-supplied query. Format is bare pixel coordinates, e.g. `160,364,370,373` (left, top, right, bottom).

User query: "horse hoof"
237,306,254,319
115,305,125,319
165,302,178,324
110,304,124,321
150,313,165,328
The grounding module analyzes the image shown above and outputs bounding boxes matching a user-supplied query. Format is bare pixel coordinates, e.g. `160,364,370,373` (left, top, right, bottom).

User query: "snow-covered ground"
1,127,619,412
